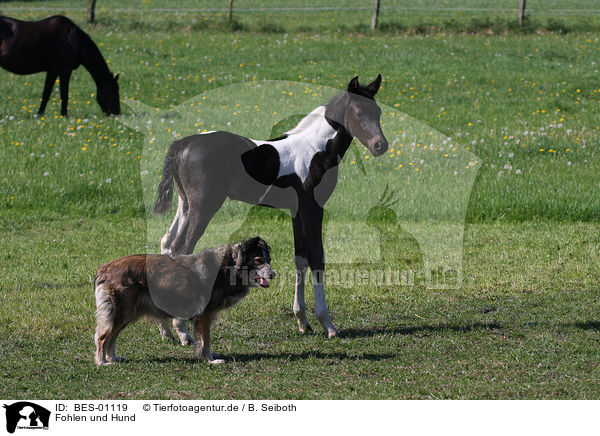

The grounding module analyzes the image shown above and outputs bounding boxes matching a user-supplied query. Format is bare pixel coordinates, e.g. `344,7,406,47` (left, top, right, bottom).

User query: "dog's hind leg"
94,329,110,365
106,324,127,363
94,283,114,365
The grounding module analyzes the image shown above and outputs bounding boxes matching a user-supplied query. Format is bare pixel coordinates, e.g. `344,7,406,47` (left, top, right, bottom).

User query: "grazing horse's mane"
0,16,12,38
73,23,114,85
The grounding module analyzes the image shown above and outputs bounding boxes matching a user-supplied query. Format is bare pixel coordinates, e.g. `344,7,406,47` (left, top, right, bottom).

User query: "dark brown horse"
0,15,120,116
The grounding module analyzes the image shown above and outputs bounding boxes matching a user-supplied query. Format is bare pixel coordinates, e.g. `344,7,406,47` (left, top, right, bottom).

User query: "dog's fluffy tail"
153,139,186,215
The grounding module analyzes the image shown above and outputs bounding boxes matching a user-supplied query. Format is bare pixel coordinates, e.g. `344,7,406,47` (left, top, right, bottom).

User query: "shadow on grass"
340,321,502,339
135,321,503,364
573,321,600,331
143,350,397,364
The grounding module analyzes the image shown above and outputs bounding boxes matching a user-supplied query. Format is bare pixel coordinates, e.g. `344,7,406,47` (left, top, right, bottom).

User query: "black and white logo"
3,402,50,433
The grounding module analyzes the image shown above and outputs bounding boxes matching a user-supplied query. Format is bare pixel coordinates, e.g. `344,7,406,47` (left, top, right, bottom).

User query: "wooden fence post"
519,0,527,25
87,0,97,23
371,0,381,30
228,0,234,21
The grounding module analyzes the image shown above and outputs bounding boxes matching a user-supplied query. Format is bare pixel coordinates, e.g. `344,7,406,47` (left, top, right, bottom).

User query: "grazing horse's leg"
300,199,339,338
38,71,58,115
292,215,312,333
58,70,72,116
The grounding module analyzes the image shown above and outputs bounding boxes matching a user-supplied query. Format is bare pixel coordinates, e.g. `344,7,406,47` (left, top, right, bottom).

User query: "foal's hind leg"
172,319,194,345
160,195,186,256
170,193,226,256
37,71,58,115
157,319,194,346
165,198,224,342
163,194,226,344
157,196,196,344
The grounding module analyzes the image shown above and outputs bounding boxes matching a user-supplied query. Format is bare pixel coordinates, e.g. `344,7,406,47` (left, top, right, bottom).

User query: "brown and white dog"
93,236,274,365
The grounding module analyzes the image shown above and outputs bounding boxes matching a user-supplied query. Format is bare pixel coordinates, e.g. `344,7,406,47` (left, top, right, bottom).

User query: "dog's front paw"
199,353,225,364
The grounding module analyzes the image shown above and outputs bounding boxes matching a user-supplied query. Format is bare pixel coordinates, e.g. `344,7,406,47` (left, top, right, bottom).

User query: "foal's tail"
153,140,183,215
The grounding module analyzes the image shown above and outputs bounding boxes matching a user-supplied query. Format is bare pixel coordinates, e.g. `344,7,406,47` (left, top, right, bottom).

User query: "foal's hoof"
179,334,195,346
327,328,340,339
297,321,313,335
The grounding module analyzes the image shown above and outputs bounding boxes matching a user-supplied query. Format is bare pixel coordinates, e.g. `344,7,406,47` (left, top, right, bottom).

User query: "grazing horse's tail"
153,140,184,215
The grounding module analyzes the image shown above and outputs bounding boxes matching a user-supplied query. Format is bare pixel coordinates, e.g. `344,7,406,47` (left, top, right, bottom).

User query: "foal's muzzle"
370,139,388,157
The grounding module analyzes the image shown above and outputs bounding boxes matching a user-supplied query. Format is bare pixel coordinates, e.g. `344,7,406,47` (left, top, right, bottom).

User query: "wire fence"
4,4,600,15
2,1,600,31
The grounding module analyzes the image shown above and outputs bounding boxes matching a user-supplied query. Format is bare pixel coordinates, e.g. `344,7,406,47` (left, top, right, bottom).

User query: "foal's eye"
253,257,263,263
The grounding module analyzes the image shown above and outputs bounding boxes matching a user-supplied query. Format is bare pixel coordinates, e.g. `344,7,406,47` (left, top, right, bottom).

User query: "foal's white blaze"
253,106,337,184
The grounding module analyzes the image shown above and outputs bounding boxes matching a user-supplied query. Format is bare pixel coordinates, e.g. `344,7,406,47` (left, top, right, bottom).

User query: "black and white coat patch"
241,104,345,202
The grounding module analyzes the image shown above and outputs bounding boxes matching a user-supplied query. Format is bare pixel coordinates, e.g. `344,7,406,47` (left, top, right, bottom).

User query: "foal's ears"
114,73,120,82
347,76,360,93
366,74,382,96
347,74,382,96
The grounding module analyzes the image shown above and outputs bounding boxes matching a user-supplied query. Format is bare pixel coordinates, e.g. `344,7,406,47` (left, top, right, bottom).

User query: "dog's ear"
255,237,271,255
232,242,245,271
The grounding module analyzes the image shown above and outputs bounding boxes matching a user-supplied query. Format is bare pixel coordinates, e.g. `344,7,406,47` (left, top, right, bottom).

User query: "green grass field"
1,1,599,399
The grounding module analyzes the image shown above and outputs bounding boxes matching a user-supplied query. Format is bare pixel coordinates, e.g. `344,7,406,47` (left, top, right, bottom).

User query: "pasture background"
1,1,599,399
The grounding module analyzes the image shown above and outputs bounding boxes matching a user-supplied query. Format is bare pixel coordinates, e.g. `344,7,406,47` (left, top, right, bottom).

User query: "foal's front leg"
299,201,339,338
292,215,312,333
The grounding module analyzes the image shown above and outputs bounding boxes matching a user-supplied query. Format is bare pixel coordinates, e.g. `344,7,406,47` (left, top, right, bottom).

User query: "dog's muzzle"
254,265,276,288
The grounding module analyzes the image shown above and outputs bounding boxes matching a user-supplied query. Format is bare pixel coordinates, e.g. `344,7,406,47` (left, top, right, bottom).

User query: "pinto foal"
153,75,388,341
